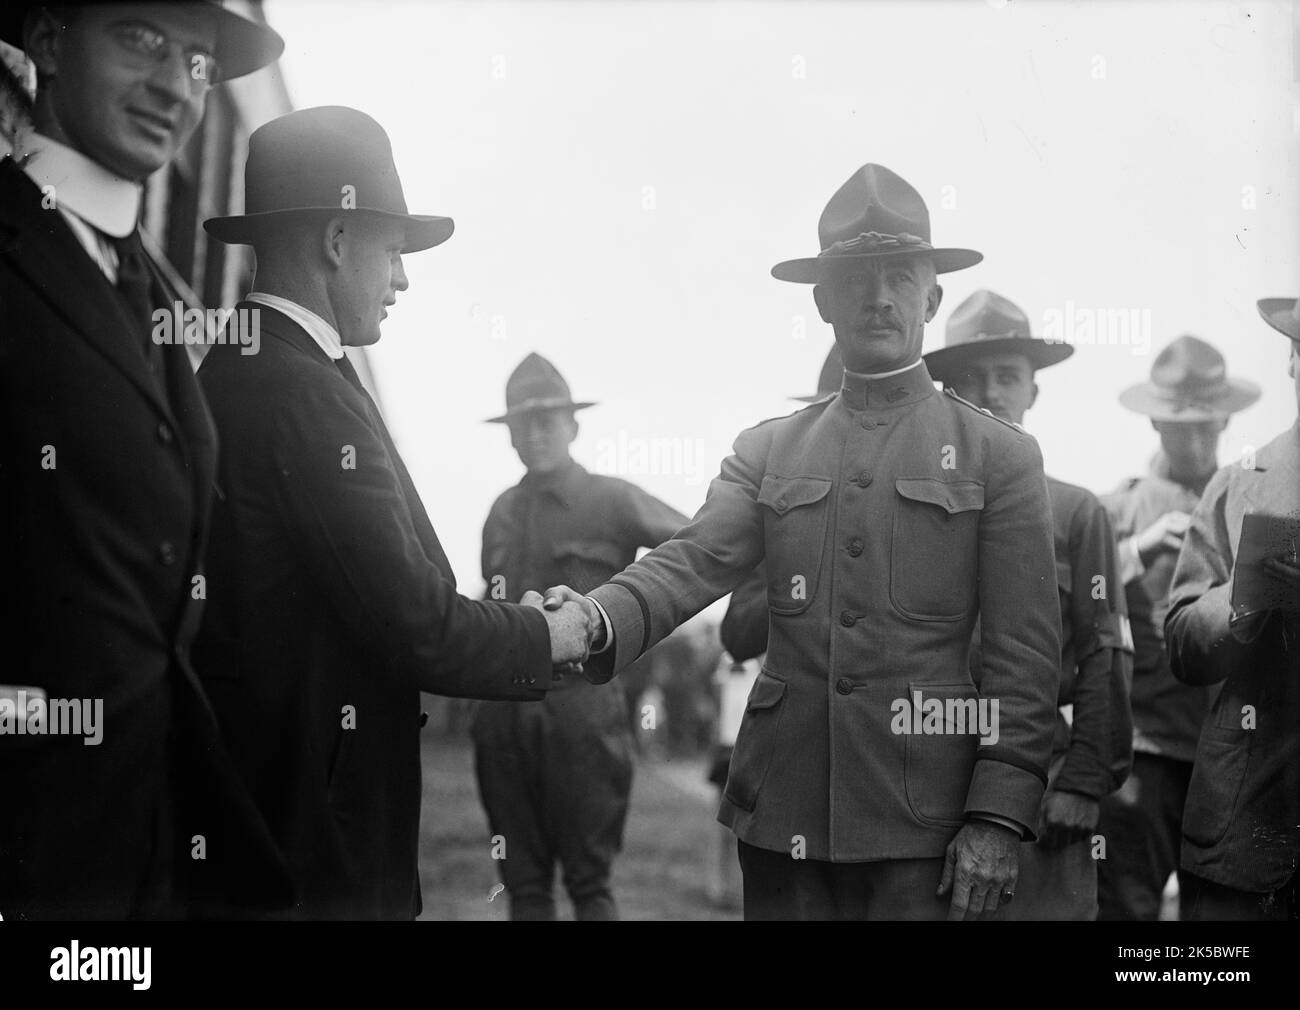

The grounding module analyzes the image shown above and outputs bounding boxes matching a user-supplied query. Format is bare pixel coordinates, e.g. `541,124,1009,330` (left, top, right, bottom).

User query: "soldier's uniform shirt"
471,461,685,918
1101,464,1212,760
1096,459,1213,920
587,362,1061,868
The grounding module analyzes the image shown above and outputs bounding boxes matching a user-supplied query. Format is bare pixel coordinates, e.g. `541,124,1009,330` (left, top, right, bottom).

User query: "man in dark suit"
194,107,593,920
0,1,289,920
925,289,1134,919
1165,297,1300,920
547,165,1062,920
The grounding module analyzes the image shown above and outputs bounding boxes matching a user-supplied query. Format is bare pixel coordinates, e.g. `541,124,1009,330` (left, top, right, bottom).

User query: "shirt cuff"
1117,536,1145,585
587,596,613,654
969,812,1028,839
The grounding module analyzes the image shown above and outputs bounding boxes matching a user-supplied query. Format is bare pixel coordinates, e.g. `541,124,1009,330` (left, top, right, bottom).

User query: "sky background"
263,0,1299,600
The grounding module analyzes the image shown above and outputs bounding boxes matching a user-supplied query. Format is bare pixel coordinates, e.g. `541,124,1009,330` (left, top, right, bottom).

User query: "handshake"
520,586,606,675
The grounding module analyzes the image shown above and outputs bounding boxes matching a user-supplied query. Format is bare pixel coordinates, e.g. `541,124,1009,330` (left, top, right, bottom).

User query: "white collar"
18,132,142,238
245,292,345,360
846,359,923,381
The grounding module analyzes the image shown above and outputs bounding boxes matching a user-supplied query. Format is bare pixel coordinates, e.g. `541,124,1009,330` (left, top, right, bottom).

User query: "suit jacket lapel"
0,157,175,424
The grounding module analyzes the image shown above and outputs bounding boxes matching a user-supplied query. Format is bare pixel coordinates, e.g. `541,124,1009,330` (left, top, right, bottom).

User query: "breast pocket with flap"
890,477,984,621
756,474,833,616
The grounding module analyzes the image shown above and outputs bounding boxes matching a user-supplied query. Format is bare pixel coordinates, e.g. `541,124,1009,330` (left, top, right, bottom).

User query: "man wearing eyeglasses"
0,3,288,920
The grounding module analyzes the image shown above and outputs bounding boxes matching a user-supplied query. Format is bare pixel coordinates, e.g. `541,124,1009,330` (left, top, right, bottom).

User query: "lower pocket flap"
746,672,787,710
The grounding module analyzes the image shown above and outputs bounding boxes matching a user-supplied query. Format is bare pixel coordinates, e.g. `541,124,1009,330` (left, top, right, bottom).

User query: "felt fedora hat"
1,1,284,81
924,289,1074,381
772,163,982,283
1119,335,1260,422
792,344,844,402
1257,297,1300,343
205,106,453,253
486,352,596,424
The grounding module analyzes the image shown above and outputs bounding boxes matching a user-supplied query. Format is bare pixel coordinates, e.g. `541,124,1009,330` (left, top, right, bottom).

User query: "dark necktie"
335,351,367,394
110,229,161,367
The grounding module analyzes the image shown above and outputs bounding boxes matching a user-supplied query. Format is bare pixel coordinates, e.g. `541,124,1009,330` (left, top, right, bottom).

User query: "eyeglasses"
109,21,223,91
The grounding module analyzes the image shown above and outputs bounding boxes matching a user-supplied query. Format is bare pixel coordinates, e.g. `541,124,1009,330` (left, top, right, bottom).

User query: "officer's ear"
1029,380,1039,411
813,284,831,324
925,282,943,322
563,412,579,445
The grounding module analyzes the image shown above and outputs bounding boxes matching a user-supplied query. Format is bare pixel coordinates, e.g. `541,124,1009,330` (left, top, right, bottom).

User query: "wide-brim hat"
1,1,284,82
1257,297,1300,343
486,352,596,424
792,344,844,402
205,106,453,253
924,289,1074,381
772,163,982,283
1119,334,1260,422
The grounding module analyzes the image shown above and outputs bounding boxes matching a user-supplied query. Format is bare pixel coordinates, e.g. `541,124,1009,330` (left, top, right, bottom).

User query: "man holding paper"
1165,297,1300,920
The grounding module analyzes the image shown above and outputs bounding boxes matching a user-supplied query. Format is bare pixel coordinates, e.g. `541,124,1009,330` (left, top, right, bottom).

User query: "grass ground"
416,734,742,921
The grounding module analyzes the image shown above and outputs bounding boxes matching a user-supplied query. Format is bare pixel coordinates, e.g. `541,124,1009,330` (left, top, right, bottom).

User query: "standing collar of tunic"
838,358,936,412
520,459,586,505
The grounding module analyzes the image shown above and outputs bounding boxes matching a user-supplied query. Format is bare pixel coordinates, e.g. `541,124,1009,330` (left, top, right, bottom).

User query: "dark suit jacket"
588,364,1061,862
0,157,289,919
194,304,554,919
1165,421,1300,892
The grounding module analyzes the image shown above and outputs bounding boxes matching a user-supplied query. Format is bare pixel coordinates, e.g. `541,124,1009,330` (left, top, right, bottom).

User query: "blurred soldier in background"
472,353,688,920
1097,335,1260,920
925,289,1134,920
1165,298,1300,921
0,0,288,919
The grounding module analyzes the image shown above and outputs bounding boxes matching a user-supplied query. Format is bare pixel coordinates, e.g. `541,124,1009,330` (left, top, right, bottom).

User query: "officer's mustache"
858,312,901,332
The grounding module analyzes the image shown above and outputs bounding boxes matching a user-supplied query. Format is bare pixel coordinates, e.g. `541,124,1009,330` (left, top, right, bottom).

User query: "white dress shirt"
243,291,345,361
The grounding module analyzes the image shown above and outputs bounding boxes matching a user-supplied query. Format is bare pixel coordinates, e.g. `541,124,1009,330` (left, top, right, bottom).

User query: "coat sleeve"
269,382,552,700
585,425,769,682
719,565,769,663
1056,495,1134,799
1165,468,1262,686
964,430,1060,835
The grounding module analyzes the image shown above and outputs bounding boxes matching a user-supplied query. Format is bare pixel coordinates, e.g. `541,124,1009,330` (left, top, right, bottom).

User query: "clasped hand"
520,585,602,673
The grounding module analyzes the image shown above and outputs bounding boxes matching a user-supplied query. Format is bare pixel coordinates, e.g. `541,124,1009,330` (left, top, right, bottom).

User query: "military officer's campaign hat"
1257,297,1300,344
772,164,982,283
1,0,284,82
1118,335,1260,423
923,289,1074,382
792,344,844,402
205,106,454,253
486,352,596,424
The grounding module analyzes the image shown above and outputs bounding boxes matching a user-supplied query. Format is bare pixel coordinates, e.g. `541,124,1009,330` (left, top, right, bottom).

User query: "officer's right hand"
1133,510,1192,567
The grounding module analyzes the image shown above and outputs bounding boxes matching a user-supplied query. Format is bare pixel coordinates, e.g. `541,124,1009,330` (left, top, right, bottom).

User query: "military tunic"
587,362,1061,872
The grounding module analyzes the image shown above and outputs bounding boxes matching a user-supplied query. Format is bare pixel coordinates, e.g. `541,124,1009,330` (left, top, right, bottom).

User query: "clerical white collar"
846,359,923,381
18,132,142,238
245,292,345,360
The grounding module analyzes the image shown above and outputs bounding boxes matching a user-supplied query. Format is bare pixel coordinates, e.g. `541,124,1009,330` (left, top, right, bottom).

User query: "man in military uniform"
1096,335,1261,920
472,353,688,920
547,165,1062,921
924,289,1134,919
1165,298,1300,920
